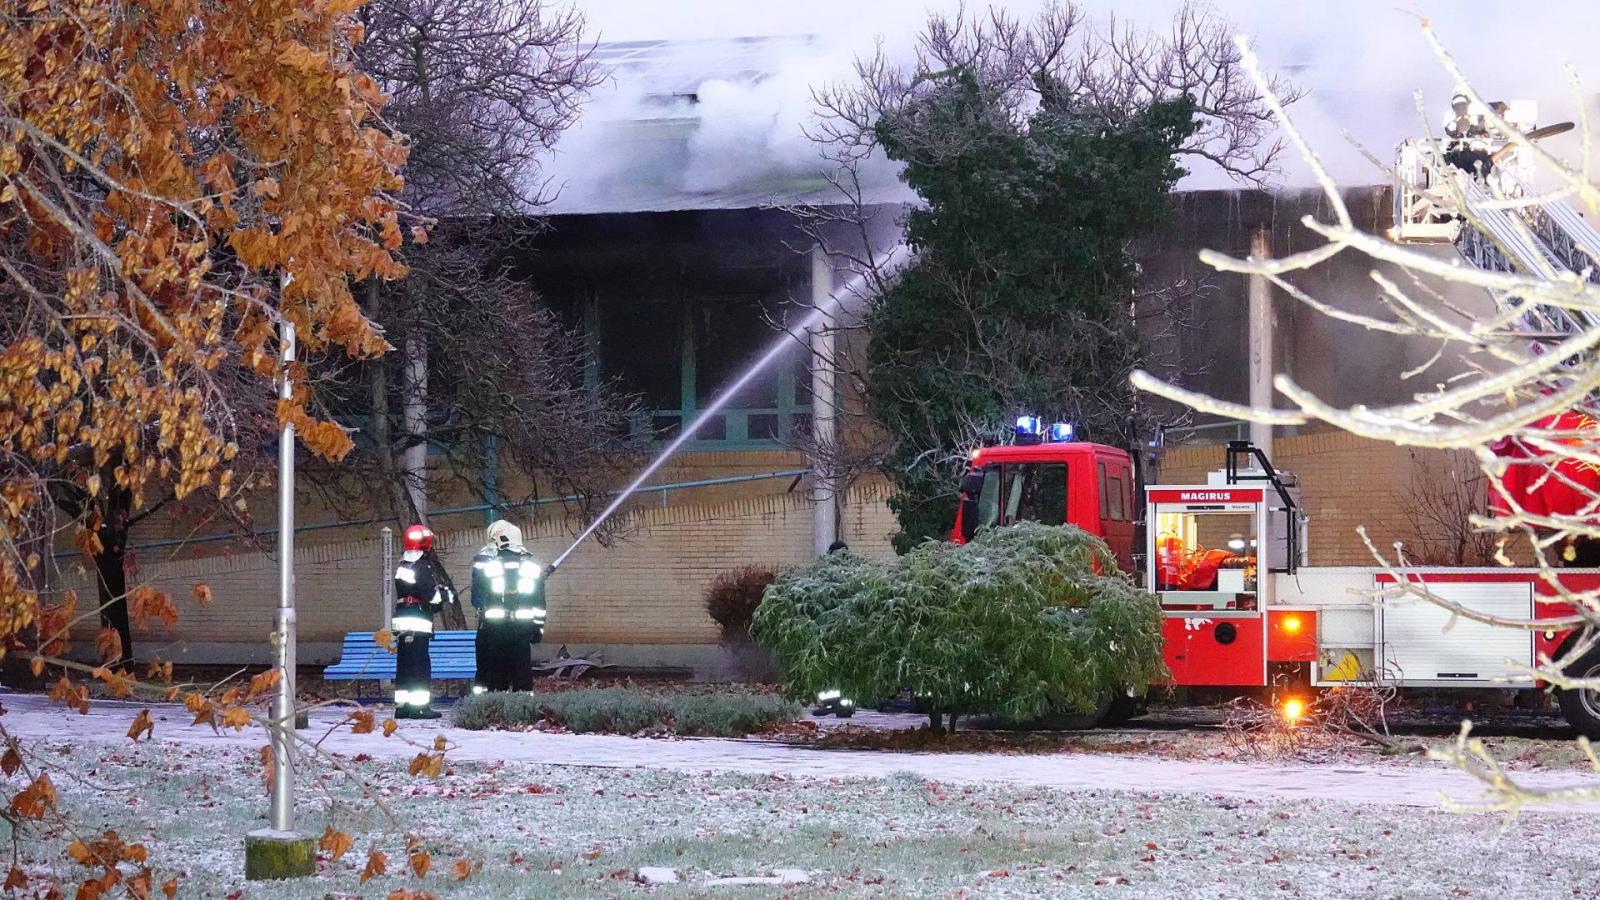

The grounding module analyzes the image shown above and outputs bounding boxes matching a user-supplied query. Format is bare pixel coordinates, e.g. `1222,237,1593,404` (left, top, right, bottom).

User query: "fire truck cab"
951,431,1137,571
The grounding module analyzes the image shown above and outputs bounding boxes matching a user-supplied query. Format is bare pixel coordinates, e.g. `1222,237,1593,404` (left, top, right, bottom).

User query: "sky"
541,0,1600,205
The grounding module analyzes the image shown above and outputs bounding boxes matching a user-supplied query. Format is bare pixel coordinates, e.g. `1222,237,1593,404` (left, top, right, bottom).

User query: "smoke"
540,0,1600,211
1195,0,1600,189
682,56,839,194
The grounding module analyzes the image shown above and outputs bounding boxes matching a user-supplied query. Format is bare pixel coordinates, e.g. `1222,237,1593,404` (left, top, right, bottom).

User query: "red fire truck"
951,425,1600,736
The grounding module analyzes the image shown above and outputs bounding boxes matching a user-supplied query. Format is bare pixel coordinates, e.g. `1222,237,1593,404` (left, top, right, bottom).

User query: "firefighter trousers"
394,630,432,706
473,622,538,693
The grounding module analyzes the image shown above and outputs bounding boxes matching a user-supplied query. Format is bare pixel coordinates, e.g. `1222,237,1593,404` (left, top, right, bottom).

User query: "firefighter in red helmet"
392,523,452,719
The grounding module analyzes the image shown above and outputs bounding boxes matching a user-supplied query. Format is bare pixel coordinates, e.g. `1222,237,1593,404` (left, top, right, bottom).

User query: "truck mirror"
962,471,985,498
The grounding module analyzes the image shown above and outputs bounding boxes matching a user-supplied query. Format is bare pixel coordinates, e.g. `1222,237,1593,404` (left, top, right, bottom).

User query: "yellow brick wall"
1157,432,1490,567
120,449,813,553
61,481,898,661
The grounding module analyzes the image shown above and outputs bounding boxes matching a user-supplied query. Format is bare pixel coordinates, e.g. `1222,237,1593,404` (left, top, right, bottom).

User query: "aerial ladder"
1390,99,1600,343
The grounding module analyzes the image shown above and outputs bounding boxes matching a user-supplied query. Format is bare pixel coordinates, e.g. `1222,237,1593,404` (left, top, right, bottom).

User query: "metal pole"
270,313,297,833
380,526,394,627
810,245,838,556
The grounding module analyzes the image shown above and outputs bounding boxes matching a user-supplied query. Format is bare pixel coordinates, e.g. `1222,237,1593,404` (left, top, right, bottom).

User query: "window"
591,295,811,447
1003,463,1068,526
968,462,1068,536
1107,469,1125,521
1098,462,1110,520
976,467,1002,532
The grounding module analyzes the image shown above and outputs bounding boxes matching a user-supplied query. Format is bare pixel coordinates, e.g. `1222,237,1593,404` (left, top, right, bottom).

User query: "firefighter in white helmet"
470,519,547,693
392,524,451,719
1443,92,1493,176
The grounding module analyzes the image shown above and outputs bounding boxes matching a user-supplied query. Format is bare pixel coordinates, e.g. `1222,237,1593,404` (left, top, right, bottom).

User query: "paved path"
6,693,1596,813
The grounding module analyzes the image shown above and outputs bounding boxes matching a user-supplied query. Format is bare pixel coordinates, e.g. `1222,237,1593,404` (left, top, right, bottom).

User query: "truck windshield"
975,466,1002,531
966,462,1068,539
1004,463,1067,525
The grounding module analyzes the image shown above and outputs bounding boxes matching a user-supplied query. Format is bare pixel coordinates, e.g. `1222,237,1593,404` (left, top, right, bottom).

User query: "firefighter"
1443,92,1493,177
392,524,451,719
470,519,548,693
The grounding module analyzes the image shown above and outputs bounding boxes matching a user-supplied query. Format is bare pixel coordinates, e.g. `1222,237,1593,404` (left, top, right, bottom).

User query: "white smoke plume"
540,0,1600,211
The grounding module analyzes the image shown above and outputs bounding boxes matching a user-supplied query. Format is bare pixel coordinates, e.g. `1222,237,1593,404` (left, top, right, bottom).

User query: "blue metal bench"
323,630,478,685
323,633,611,698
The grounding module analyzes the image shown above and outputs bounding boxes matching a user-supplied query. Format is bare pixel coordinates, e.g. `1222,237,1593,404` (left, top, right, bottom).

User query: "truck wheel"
1102,692,1146,726
1557,646,1600,738
1038,693,1112,731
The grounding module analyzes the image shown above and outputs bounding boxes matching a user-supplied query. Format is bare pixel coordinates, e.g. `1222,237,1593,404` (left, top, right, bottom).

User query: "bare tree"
1398,449,1498,566
315,0,643,574
356,0,597,217
1131,21,1600,813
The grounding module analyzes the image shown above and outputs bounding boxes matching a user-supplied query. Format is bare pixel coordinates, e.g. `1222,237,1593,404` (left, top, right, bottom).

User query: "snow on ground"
6,694,1600,897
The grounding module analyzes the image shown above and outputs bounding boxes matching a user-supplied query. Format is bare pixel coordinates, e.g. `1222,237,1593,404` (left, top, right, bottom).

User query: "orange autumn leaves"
0,0,409,659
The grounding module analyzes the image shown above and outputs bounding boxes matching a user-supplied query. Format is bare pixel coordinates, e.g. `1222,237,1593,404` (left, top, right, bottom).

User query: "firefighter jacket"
393,550,451,634
470,545,546,627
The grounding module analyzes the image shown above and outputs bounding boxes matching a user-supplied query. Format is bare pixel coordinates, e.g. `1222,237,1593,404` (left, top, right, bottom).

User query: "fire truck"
953,428,1600,735
948,99,1600,735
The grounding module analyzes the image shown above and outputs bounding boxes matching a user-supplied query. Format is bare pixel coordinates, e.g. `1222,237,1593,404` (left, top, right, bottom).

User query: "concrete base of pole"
244,829,315,880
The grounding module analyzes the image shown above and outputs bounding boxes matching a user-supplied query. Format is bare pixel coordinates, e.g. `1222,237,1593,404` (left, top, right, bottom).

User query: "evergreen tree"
867,70,1198,550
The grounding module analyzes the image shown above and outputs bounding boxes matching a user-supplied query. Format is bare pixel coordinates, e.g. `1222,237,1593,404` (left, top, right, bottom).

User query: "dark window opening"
592,294,810,447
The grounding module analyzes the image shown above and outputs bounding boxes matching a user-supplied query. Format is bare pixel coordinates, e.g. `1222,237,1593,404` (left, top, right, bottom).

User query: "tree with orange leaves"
0,0,407,666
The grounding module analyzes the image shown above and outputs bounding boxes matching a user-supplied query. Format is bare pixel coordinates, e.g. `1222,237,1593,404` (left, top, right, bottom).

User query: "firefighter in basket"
392,524,452,719
470,519,548,694
1442,92,1494,177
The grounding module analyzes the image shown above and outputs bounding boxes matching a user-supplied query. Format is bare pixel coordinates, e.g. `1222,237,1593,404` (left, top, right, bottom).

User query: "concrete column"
1248,227,1277,607
1247,227,1274,459
810,246,838,556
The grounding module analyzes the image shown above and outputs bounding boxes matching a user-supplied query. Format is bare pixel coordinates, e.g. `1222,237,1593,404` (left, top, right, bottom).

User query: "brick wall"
1157,432,1472,566
61,481,898,664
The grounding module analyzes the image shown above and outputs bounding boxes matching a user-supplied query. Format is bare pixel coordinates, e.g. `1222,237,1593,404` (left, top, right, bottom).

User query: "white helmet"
487,519,524,551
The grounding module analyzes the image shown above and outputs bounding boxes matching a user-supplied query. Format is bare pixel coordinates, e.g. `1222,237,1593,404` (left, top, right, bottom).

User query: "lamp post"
244,288,316,879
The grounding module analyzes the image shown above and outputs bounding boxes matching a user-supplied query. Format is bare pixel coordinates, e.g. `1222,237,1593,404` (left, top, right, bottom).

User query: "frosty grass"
16,737,1600,898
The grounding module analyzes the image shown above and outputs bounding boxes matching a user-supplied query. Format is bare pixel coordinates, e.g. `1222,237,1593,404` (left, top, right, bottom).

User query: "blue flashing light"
1047,422,1074,442
1015,415,1042,436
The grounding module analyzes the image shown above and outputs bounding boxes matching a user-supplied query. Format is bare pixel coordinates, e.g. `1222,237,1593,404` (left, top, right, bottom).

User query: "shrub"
703,566,778,643
752,522,1167,731
452,686,800,737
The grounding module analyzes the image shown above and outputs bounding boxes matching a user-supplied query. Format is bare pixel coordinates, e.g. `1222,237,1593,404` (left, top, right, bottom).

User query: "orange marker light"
1283,615,1302,635
1281,697,1306,725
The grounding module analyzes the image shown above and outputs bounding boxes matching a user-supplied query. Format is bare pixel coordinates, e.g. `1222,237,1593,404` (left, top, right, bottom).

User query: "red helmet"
402,524,434,552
